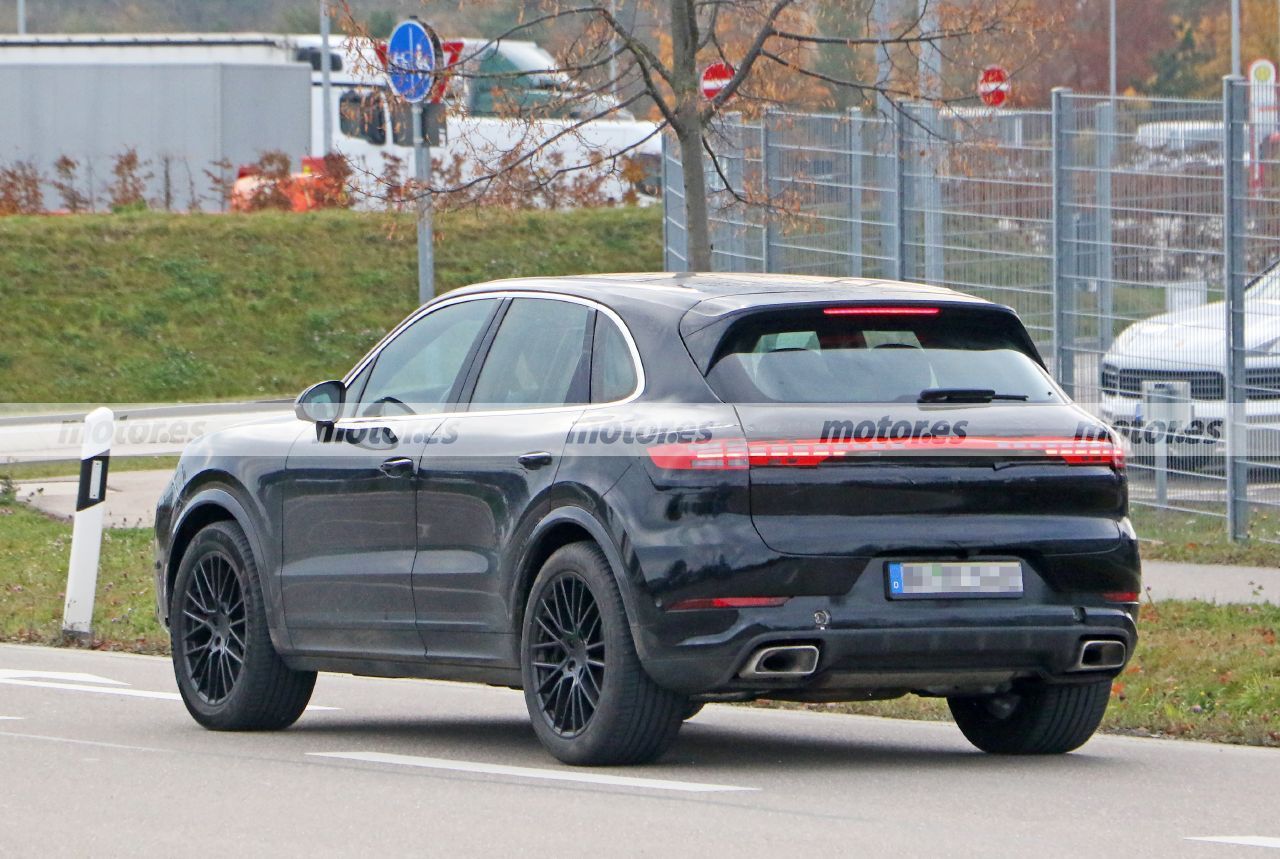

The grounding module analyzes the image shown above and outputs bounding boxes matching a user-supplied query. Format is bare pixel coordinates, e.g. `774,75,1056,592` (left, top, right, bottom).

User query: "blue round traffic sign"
387,19,438,104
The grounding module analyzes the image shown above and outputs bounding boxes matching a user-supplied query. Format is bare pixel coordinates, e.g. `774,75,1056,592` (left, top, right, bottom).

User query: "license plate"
886,561,1023,599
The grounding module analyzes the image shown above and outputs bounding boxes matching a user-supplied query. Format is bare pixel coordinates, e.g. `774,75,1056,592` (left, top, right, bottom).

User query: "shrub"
109,148,150,212
0,161,44,215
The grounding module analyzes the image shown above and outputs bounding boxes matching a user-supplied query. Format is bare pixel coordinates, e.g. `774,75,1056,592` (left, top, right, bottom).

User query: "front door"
280,297,500,658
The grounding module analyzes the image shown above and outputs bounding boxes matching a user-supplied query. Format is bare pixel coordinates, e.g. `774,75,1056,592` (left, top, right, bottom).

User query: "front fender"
164,482,292,654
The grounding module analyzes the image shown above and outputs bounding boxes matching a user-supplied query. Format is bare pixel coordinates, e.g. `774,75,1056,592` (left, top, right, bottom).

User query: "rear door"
695,301,1127,556
412,296,593,663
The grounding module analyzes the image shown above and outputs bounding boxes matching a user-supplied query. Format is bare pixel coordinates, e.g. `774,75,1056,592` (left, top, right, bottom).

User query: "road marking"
308,751,759,793
0,729,161,753
0,716,24,720
0,677,183,700
0,676,338,710
0,669,127,685
1188,837,1280,850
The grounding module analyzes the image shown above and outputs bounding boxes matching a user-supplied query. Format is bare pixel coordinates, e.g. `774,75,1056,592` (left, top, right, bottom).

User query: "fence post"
1094,100,1116,350
918,102,944,286
762,112,775,272
725,122,746,272
892,105,908,280
1052,87,1076,396
661,132,671,271
846,109,864,278
1223,75,1250,541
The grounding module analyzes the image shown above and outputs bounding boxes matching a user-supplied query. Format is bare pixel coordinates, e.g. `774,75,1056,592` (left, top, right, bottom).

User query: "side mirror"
295,380,345,424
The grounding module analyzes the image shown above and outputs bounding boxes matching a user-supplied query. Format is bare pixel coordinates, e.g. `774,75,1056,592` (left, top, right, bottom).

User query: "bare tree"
340,0,1047,269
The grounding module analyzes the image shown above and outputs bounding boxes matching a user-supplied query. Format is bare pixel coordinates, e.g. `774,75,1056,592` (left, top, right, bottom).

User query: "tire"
520,541,688,766
170,520,316,731
948,679,1112,755
682,702,706,721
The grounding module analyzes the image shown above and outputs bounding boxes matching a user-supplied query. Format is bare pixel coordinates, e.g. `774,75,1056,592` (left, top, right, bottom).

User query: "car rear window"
704,307,1060,404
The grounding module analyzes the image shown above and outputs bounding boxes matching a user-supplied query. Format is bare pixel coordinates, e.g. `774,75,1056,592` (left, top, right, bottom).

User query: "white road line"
308,751,759,794
0,716,24,720
0,678,338,710
0,669,127,685
0,729,161,753
1187,837,1280,850
0,678,183,700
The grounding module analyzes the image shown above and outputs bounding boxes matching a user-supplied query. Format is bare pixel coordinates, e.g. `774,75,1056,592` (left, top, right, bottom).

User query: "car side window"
470,298,591,409
591,314,639,403
358,299,496,416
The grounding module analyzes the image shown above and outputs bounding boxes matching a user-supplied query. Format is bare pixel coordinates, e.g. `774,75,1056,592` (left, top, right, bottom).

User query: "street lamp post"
320,1,333,154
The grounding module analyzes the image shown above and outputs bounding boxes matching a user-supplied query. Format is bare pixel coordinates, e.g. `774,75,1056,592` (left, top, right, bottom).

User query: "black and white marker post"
62,407,113,641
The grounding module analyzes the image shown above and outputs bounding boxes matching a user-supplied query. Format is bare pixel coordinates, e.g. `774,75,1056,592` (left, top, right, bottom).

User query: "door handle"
379,456,416,478
517,451,554,470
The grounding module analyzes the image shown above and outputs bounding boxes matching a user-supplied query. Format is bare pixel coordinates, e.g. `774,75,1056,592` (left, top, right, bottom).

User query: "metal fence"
662,79,1280,542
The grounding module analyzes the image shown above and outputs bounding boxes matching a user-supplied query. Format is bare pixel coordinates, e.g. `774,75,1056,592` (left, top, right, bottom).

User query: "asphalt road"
0,645,1277,856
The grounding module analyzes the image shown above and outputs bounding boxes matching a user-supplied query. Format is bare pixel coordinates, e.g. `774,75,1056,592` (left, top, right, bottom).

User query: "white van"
293,35,661,202
0,33,661,204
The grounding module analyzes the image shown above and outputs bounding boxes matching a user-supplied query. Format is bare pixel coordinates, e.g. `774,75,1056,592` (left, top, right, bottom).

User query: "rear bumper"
634,596,1137,697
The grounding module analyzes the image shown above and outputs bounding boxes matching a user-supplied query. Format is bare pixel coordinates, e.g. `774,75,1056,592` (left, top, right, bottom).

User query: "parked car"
155,273,1139,765
1099,261,1280,459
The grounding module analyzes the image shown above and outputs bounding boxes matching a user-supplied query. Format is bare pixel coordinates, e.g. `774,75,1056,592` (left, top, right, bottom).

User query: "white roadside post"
62,407,114,641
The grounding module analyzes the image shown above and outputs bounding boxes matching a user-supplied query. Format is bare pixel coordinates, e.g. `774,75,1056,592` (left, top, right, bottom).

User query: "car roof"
442,272,991,315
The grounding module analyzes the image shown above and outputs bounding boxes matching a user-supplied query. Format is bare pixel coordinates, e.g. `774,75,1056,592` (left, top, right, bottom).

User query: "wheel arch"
164,481,288,650
510,506,640,637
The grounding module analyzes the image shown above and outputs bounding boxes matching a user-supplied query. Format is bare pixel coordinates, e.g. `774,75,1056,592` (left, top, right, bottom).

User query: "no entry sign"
978,65,1010,108
701,61,734,100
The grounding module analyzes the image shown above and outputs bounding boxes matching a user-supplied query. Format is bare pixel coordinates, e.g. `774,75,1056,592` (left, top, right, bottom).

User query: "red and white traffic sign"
978,65,1010,108
430,39,464,104
701,61,734,101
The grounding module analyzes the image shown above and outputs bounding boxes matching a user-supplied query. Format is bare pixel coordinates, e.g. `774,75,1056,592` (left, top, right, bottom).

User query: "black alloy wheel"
170,521,315,731
529,572,607,737
520,542,687,765
181,550,247,705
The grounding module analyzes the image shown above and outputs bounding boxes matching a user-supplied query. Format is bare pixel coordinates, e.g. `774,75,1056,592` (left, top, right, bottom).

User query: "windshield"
705,308,1061,404
1248,260,1280,300
497,41,569,89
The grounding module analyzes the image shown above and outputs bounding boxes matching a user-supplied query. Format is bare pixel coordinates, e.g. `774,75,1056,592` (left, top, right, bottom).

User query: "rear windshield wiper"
918,388,1030,404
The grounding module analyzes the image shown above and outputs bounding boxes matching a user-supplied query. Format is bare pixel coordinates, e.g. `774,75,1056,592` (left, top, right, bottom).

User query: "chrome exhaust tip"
738,644,820,679
1073,639,1127,672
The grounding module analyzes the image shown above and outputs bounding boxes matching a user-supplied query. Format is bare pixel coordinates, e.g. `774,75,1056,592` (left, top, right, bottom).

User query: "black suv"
155,273,1139,765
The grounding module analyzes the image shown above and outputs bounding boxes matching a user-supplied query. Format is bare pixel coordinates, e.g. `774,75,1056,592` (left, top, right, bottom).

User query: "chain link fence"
661,79,1280,542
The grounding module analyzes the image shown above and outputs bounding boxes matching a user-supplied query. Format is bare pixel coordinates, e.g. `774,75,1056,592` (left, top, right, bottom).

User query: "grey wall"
0,62,310,210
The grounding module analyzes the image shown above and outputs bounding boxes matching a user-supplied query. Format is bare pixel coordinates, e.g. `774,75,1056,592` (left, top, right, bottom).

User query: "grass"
0,208,662,403
0,455,179,482
0,496,163,652
1131,505,1280,566
1,489,1276,744
786,598,1280,747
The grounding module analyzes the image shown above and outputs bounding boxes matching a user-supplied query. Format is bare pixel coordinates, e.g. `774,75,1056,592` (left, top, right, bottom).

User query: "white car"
1098,263,1280,460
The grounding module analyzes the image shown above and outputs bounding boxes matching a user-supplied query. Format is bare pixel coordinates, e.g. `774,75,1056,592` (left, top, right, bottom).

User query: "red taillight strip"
646,440,751,471
647,436,1125,471
666,596,791,611
823,306,940,316
1102,591,1140,603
